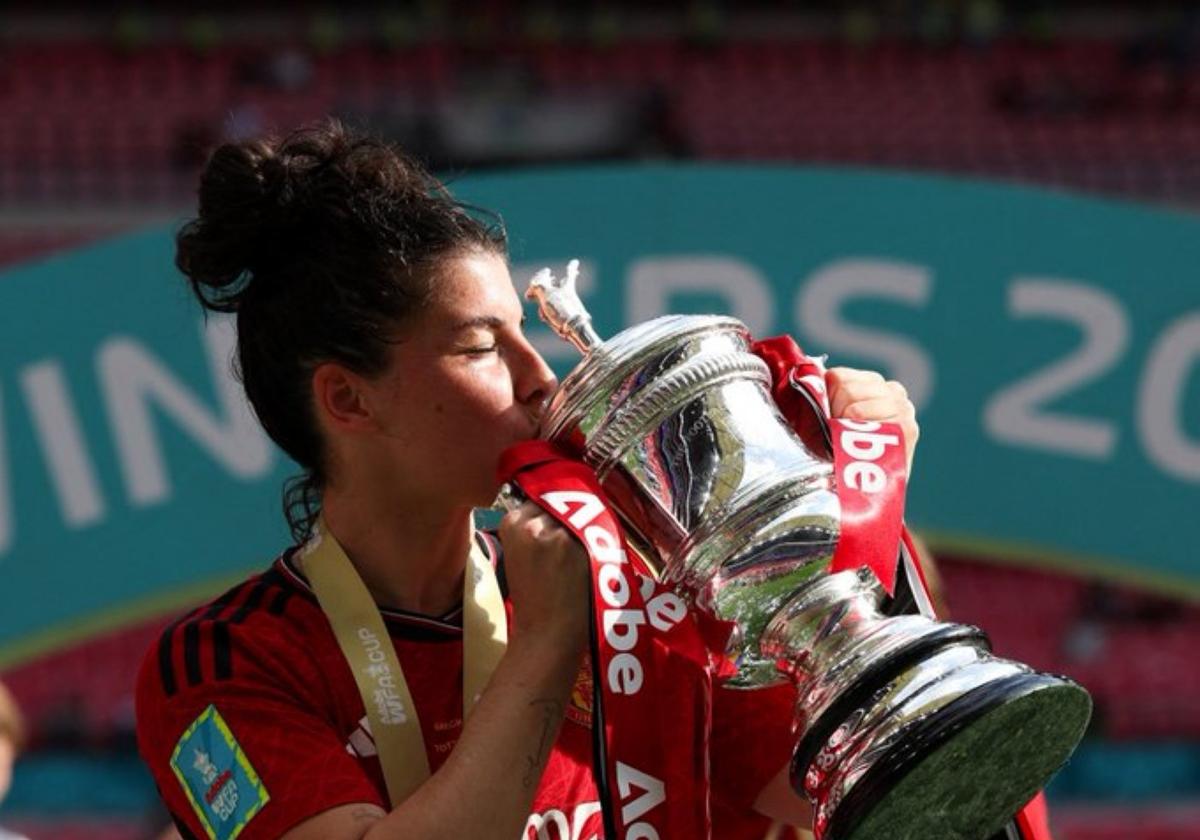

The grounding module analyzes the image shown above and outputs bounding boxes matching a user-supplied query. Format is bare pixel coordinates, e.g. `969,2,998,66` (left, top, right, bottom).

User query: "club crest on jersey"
567,654,594,729
171,705,269,840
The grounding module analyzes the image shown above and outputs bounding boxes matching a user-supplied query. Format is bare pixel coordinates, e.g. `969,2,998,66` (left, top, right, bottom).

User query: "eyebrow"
452,315,505,331
451,315,528,330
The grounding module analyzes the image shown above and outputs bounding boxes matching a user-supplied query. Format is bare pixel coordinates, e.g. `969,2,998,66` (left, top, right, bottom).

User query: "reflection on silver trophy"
523,261,1091,840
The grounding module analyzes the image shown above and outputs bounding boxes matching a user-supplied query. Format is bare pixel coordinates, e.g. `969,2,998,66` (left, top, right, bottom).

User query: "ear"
311,362,375,433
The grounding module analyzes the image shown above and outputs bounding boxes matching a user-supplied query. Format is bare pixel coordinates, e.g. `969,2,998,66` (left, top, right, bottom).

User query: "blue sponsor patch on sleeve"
170,705,270,840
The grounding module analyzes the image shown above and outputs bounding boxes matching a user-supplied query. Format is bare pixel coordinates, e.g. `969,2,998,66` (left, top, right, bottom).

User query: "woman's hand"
825,367,920,476
498,502,591,653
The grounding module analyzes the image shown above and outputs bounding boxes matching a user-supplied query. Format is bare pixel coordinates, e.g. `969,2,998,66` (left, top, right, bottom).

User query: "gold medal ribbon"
300,516,507,807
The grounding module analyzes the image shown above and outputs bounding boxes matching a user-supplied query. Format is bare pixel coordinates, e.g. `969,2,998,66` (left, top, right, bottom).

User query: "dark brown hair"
176,120,506,539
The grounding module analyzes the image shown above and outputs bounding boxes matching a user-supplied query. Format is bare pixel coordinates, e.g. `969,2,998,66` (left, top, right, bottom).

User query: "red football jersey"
136,533,795,839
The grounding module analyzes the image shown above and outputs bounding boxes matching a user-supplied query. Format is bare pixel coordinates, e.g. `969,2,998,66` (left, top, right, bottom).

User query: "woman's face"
361,250,558,507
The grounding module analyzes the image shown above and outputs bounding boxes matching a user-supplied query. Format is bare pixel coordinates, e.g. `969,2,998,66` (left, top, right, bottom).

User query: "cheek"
439,385,522,459
392,362,516,455
441,366,512,418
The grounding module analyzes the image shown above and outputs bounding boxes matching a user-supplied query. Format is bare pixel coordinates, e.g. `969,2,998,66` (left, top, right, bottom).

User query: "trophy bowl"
524,263,1091,840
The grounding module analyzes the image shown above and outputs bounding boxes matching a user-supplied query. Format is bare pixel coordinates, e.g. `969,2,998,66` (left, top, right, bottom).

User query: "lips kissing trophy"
504,261,1091,840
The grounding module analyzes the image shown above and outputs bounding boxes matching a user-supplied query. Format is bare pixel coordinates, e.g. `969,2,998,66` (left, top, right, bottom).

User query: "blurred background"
1,2,1199,839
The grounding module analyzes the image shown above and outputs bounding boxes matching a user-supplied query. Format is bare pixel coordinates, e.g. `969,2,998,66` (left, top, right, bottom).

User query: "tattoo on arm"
523,698,564,789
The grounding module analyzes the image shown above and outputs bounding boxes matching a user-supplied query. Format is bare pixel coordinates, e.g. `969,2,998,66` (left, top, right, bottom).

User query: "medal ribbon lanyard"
301,517,508,807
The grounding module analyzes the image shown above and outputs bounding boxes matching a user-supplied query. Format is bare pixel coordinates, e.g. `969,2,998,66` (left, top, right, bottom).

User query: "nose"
514,337,558,419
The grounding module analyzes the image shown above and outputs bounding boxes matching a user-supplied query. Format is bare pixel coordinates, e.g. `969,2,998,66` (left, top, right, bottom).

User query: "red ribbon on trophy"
499,441,734,840
752,335,909,596
755,337,1058,840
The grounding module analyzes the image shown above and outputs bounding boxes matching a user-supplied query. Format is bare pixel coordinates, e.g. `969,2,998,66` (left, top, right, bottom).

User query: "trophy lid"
525,259,754,446
539,313,752,444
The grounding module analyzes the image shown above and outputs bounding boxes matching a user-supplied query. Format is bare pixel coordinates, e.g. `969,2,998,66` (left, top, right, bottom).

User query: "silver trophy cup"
522,263,1091,840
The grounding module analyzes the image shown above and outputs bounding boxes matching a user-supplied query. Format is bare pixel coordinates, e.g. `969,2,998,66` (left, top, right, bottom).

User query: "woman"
135,120,918,840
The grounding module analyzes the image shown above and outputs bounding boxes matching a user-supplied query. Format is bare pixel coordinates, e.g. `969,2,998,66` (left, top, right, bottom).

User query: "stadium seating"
2,38,1200,202
4,819,148,840
939,555,1200,741
1,616,173,747
1053,804,1200,840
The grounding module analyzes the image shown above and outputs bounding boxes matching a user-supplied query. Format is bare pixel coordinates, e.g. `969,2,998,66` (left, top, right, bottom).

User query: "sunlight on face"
362,250,557,507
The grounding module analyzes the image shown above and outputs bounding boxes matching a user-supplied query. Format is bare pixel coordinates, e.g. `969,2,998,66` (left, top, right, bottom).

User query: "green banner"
1,164,1197,665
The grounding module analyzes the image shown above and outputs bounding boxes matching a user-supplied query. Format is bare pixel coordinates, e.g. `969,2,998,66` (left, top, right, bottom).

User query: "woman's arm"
281,634,583,839
282,502,590,840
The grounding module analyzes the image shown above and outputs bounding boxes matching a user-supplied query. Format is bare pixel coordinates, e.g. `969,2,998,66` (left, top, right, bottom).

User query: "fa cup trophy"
524,262,1090,840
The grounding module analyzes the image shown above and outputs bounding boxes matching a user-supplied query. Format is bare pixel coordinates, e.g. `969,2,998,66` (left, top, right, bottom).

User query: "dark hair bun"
176,138,299,313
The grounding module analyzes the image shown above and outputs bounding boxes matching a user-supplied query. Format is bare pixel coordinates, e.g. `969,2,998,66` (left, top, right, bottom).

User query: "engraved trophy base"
824,674,1091,840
